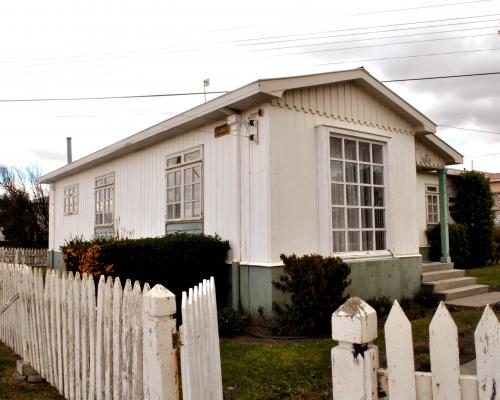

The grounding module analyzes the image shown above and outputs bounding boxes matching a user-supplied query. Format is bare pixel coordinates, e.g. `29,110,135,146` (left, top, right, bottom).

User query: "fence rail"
0,247,47,266
331,297,500,400
0,262,181,400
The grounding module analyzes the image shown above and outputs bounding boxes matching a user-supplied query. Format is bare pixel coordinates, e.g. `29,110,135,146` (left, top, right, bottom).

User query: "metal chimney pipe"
66,137,72,164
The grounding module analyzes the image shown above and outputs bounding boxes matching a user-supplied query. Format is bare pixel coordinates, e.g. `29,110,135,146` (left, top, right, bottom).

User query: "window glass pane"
175,171,182,186
345,162,358,183
193,166,201,183
167,189,174,203
185,202,193,218
347,208,359,228
374,187,384,206
362,231,374,251
372,144,383,164
359,142,370,162
193,183,201,201
175,187,181,202
332,208,345,229
332,231,345,252
167,156,181,167
185,168,193,184
345,140,357,160
360,164,371,184
174,204,181,218
96,214,103,225
373,165,384,185
330,160,343,182
331,184,344,205
184,185,192,202
346,185,358,206
361,186,372,206
427,186,437,192
193,201,201,217
167,172,175,187
167,205,173,219
375,209,385,228
348,231,360,251
185,150,201,162
376,231,386,250
361,209,373,228
330,137,343,159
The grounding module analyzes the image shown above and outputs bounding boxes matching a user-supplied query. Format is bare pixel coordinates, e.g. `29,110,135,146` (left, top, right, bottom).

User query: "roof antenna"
203,78,210,103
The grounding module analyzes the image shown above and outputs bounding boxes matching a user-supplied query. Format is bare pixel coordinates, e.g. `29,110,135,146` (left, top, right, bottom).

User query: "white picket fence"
0,262,224,400
180,278,223,400
0,247,47,266
331,297,500,400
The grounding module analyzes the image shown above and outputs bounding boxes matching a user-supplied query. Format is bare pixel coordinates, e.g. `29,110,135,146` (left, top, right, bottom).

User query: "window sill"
333,250,393,260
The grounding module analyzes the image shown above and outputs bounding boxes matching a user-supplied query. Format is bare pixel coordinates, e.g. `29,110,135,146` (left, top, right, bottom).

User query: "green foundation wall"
47,250,66,271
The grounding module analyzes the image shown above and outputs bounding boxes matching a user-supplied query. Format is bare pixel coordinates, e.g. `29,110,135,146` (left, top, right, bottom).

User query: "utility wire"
314,47,500,66
439,125,500,134
1,70,500,103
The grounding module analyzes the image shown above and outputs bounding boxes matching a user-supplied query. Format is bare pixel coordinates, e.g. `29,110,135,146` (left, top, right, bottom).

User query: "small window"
64,185,79,215
95,173,114,227
426,185,439,225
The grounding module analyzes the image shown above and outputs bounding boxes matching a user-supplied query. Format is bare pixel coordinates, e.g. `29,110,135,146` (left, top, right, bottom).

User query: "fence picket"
131,281,143,399
80,274,88,400
474,305,500,400
121,279,132,399
384,300,416,399
87,274,97,400
104,276,114,400
95,275,106,400
67,273,75,400
112,277,122,400
74,273,82,400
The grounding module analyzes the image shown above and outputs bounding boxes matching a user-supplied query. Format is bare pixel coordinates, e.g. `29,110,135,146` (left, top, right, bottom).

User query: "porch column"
438,168,451,263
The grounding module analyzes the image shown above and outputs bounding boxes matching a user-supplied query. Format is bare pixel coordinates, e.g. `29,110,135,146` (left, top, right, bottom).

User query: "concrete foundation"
47,250,65,270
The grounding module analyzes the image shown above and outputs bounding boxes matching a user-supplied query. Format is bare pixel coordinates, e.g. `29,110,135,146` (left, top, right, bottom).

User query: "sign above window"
214,124,230,138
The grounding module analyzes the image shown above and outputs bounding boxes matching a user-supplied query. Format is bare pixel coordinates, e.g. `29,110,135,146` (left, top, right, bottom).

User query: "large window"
330,136,386,253
426,185,439,225
95,173,114,226
64,184,79,215
166,147,202,222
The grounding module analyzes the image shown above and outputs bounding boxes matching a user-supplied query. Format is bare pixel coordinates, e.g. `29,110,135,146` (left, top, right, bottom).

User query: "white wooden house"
40,68,463,316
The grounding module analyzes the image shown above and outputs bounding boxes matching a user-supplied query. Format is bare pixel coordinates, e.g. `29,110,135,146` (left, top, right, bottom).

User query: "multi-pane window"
330,136,386,253
166,148,202,221
426,185,439,224
95,173,114,226
64,185,79,215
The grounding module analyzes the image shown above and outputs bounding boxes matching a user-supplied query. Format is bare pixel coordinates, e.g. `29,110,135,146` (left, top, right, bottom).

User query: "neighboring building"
484,172,500,226
40,68,462,317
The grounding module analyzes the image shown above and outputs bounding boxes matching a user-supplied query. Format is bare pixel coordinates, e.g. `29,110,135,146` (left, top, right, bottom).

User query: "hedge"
426,223,470,268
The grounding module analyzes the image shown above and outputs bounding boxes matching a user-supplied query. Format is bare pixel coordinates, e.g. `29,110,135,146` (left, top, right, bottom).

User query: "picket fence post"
142,284,178,400
331,297,379,400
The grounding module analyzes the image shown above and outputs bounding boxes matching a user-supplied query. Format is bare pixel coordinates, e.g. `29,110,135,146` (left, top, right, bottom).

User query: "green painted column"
438,168,451,263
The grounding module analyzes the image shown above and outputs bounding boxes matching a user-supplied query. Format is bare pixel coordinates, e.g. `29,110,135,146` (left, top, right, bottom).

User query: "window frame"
165,146,204,223
316,126,392,259
94,172,115,227
425,184,440,225
63,184,79,216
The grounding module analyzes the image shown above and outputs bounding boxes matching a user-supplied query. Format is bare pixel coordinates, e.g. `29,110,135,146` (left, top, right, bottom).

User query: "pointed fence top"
143,284,176,317
331,297,378,344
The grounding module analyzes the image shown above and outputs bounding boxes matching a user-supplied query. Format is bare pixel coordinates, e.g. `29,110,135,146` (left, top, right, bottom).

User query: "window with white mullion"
329,135,386,253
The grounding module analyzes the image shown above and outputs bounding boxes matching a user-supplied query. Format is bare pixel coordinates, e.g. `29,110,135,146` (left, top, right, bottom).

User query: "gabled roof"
418,133,463,166
484,172,500,182
40,67,437,183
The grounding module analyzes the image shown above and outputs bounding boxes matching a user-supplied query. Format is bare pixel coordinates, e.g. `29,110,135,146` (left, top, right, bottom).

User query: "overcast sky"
1,0,499,174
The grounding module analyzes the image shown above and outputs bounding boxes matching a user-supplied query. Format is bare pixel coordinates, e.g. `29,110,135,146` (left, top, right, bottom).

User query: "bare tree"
0,165,48,247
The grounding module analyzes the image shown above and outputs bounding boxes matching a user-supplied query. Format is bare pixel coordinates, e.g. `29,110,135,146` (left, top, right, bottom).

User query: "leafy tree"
0,165,48,247
451,170,494,267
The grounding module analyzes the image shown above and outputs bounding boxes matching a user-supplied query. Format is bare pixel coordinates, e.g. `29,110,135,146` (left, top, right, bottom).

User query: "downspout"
438,168,451,263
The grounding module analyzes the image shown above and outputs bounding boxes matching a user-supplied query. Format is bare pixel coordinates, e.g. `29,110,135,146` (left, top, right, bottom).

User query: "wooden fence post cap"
331,297,377,344
143,284,176,317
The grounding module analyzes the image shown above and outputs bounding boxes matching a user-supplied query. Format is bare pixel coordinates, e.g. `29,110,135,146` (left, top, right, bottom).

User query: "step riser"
422,263,454,273
437,286,490,301
422,270,464,283
424,277,478,292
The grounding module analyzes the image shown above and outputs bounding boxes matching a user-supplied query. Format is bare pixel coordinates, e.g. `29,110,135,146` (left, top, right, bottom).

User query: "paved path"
445,291,500,309
460,359,476,375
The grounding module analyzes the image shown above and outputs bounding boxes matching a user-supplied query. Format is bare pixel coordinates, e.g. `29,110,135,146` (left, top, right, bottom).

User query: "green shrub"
273,254,350,336
451,171,495,267
61,233,230,306
426,223,470,268
367,296,392,319
493,227,500,265
218,307,248,337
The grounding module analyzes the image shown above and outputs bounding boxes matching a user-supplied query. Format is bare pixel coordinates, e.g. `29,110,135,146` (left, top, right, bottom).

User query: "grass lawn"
465,263,500,289
220,309,498,399
0,342,63,400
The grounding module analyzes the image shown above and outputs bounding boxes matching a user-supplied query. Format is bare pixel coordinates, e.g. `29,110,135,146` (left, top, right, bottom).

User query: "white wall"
49,107,272,264
268,81,421,262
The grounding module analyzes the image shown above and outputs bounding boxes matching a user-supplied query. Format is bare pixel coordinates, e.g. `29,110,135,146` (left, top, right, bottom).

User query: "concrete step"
446,291,500,310
422,269,465,283
422,262,455,273
436,284,490,301
423,277,478,292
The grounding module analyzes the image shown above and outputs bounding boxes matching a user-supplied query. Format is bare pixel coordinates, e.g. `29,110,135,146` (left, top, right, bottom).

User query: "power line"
314,47,500,66
439,125,500,134
237,14,500,45
382,71,500,82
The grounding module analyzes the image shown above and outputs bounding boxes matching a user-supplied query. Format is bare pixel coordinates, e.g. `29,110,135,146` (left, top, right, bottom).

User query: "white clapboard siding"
180,277,223,400
0,263,180,400
332,297,500,400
